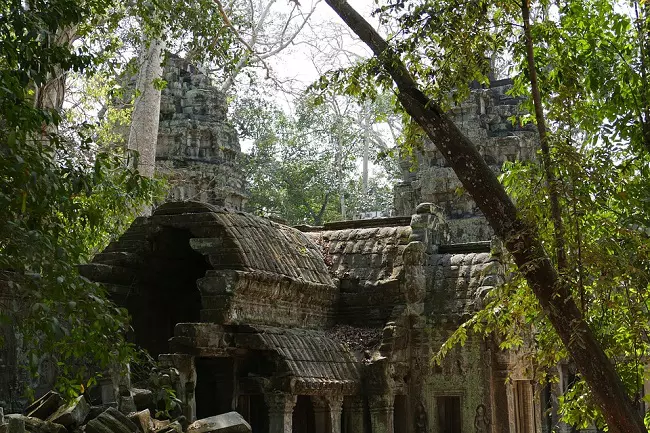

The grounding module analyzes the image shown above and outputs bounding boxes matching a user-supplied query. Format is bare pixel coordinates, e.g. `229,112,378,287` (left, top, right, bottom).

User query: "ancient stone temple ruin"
394,79,538,243
78,199,514,433
1,76,572,433
75,73,553,431
155,56,247,210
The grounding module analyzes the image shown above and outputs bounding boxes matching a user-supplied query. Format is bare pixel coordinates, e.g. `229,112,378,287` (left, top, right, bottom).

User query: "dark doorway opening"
195,358,235,419
292,395,315,433
238,394,269,433
129,227,208,356
394,395,409,433
437,395,461,433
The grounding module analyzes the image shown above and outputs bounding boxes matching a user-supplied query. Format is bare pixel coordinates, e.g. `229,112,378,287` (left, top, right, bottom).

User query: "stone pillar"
313,395,344,433
329,395,343,433
265,393,296,433
159,354,197,422
409,203,446,253
369,395,394,433
343,397,365,433
110,363,136,414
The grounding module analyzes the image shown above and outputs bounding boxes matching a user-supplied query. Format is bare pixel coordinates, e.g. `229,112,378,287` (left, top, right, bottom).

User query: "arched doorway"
127,227,208,356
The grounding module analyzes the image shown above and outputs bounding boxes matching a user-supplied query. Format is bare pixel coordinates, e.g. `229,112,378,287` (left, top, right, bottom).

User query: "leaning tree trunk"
128,38,165,179
323,0,647,431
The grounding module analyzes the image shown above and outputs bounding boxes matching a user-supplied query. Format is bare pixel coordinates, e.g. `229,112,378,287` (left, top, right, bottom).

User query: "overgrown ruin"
1,63,583,433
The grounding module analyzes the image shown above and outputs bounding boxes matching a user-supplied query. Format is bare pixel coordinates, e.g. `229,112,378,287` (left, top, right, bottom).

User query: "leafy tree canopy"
0,0,241,400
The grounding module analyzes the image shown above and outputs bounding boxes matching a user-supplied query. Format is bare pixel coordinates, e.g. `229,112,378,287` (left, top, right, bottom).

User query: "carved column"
369,395,394,433
329,395,343,433
265,393,296,433
312,395,344,433
343,396,365,433
159,354,197,421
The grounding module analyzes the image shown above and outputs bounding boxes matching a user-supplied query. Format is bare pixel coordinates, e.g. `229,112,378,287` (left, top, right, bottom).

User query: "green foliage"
0,0,164,399
236,91,399,225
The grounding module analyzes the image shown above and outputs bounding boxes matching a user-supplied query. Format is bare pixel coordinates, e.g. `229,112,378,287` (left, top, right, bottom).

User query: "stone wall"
155,56,246,209
394,80,539,243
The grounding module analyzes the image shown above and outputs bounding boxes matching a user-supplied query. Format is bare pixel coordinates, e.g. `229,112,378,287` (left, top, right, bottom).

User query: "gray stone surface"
23,392,62,421
85,407,138,433
6,415,65,433
394,80,539,243
186,413,251,433
127,409,151,433
46,395,90,428
153,420,182,433
7,417,23,433
131,389,153,412
155,56,246,210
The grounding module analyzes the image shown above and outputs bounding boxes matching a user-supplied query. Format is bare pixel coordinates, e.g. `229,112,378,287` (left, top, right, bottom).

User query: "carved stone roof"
304,224,412,328
81,202,337,330
88,201,333,288
235,325,362,395
425,251,504,322
305,225,412,286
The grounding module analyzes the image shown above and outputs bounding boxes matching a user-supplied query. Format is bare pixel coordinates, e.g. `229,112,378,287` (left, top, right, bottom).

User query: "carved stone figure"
474,404,491,433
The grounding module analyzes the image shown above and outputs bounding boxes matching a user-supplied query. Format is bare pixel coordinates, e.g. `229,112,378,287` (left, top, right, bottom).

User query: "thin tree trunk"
521,0,567,271
362,105,370,195
635,0,650,153
323,0,647,431
128,38,165,179
219,0,276,94
337,133,347,220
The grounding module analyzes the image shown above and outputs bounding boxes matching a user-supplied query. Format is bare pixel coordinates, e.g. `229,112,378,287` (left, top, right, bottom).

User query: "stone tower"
155,55,247,209
394,79,539,242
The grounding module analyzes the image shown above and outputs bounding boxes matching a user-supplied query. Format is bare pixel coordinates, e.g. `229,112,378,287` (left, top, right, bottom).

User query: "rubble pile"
0,392,250,433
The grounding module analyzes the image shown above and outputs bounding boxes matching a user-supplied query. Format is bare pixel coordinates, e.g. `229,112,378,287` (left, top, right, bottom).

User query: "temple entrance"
394,395,408,433
292,396,316,433
128,227,208,356
237,395,269,433
195,358,235,419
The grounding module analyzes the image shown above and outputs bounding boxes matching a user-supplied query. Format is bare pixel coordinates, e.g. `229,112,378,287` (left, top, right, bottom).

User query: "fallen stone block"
85,405,116,425
7,417,24,433
149,420,168,431
127,410,152,433
131,390,153,412
47,395,90,428
153,421,181,433
174,416,188,432
186,413,251,433
86,407,138,433
6,415,66,433
23,392,63,420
